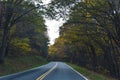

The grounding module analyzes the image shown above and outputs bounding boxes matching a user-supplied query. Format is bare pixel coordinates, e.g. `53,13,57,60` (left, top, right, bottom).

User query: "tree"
48,0,120,79
0,0,45,63
8,6,49,57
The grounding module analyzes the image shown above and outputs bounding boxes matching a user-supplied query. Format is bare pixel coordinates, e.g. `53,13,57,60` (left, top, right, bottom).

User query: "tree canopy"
0,0,48,63
48,0,120,79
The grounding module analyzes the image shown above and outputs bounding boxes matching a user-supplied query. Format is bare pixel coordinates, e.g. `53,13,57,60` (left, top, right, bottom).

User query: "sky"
45,19,65,45
42,0,51,4
42,0,65,45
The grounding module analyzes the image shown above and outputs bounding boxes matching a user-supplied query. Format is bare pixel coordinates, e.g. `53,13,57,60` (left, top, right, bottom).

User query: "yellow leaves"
11,38,31,53
19,43,31,52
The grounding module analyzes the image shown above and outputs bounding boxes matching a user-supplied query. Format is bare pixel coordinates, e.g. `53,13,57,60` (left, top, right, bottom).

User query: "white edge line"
66,63,88,80
36,63,57,80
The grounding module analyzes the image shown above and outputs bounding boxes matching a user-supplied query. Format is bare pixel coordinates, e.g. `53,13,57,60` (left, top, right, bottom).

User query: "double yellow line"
36,63,58,80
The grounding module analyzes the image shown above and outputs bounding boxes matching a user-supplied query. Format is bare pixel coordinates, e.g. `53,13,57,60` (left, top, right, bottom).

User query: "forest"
0,0,49,63
48,0,120,79
0,0,120,80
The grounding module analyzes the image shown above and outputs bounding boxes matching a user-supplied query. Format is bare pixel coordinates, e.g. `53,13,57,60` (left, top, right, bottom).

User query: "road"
0,62,88,80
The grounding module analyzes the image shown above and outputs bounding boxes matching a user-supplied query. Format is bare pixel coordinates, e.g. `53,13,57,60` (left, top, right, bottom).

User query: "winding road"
0,62,88,80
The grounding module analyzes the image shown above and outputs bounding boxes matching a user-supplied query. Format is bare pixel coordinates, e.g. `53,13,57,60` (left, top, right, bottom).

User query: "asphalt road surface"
0,62,88,80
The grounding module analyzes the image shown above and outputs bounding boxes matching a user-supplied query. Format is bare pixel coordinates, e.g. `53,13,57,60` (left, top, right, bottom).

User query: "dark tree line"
48,0,120,79
0,0,49,63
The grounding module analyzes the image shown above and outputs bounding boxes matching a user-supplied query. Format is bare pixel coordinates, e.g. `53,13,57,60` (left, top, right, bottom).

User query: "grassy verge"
67,63,116,80
0,55,48,76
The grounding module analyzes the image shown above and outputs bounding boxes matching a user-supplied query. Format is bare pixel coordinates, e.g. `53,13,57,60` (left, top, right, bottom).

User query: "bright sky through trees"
42,0,65,45
45,19,64,45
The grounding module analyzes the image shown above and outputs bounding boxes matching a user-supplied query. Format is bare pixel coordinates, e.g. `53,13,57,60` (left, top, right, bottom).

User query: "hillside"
0,56,48,76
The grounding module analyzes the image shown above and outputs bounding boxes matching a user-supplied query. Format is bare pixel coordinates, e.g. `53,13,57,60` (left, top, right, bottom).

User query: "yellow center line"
36,63,58,80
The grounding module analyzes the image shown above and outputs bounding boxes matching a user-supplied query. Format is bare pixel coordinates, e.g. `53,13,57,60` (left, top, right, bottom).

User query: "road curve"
0,62,88,80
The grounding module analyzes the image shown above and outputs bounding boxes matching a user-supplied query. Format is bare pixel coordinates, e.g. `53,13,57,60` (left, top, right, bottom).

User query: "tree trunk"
0,28,9,64
90,45,98,72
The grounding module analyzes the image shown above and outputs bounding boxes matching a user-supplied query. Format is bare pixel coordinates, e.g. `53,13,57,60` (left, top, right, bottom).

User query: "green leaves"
0,0,49,60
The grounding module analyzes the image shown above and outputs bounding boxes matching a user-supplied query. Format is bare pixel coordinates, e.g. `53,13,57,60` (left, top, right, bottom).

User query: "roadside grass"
67,63,116,80
0,56,48,76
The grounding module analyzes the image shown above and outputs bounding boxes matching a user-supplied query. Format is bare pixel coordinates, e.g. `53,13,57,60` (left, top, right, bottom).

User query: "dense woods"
0,0,120,79
0,0,49,63
49,0,120,79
